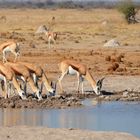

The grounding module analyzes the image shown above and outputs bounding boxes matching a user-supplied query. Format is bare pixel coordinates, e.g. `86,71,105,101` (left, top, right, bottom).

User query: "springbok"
35,25,57,48
17,62,56,96
0,41,20,63
0,62,26,99
58,59,104,95
45,31,57,49
4,62,42,100
48,16,56,31
0,16,6,23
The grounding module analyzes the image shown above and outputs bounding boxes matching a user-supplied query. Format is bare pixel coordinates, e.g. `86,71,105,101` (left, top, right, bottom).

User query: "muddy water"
0,101,140,138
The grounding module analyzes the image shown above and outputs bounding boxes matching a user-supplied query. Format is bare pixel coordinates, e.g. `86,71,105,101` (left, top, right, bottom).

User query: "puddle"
0,101,140,138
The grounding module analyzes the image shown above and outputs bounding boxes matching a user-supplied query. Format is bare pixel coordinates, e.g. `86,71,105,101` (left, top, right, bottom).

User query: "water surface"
0,101,140,138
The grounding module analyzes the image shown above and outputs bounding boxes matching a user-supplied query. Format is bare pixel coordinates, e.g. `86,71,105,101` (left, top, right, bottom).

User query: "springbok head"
40,80,56,97
95,77,105,95
49,81,56,96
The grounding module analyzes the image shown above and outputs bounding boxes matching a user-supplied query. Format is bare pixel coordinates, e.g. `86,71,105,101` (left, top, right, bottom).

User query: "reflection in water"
0,109,41,126
0,102,140,138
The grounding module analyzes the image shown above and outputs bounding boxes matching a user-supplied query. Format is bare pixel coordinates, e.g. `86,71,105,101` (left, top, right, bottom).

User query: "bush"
36,2,45,8
58,1,83,9
118,0,137,24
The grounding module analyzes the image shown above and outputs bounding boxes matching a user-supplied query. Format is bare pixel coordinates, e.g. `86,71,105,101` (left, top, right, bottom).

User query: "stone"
104,39,120,47
9,102,15,108
35,25,48,34
123,91,129,97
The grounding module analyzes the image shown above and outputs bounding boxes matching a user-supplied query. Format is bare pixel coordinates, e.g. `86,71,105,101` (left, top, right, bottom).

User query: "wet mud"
0,90,140,109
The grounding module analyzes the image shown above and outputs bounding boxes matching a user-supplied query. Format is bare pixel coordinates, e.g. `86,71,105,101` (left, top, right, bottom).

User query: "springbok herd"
0,40,104,101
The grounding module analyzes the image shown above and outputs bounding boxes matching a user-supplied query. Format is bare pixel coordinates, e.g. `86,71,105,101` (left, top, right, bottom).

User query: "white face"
17,51,20,56
36,90,42,100
49,88,55,95
94,85,101,95
49,81,56,96
19,90,27,100
94,78,104,95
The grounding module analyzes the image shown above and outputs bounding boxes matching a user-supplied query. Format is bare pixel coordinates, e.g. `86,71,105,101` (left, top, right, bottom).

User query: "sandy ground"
0,9,139,78
0,126,139,140
58,75,140,93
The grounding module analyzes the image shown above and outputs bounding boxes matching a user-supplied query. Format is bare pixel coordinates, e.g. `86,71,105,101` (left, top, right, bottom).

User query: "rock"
92,100,98,106
16,104,22,108
67,101,71,106
102,20,108,26
99,95,104,99
103,39,120,47
35,25,48,34
68,128,75,130
105,56,111,61
3,103,8,108
123,91,129,97
55,95,62,98
105,96,110,100
130,93,136,97
9,102,15,108
68,96,75,100
107,63,119,72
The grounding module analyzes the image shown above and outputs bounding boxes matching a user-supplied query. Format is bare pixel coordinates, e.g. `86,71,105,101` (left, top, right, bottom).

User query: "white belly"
0,74,6,81
3,46,10,51
68,66,77,75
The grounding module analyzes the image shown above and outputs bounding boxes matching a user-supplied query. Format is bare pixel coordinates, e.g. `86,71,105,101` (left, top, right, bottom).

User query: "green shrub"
118,0,137,24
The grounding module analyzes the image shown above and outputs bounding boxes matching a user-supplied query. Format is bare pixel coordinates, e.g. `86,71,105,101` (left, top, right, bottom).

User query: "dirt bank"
0,94,82,109
0,90,140,109
0,126,139,140
0,75,139,109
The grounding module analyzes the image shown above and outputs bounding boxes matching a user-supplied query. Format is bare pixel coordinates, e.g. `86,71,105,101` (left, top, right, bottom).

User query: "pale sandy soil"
0,126,139,140
57,75,140,94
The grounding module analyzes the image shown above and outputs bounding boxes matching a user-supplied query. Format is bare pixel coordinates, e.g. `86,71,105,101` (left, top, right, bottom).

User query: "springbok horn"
51,81,56,89
40,82,44,93
97,77,105,87
51,81,57,95
100,77,105,83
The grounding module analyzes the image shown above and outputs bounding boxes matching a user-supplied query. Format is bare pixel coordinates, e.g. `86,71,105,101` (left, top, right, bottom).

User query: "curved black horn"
40,82,44,93
97,77,105,89
100,77,105,83
51,81,57,91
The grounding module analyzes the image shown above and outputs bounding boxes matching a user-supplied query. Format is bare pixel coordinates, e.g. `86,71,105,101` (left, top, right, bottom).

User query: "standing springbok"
48,16,56,31
0,41,20,63
45,31,57,49
58,59,104,95
35,25,57,49
0,16,6,23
